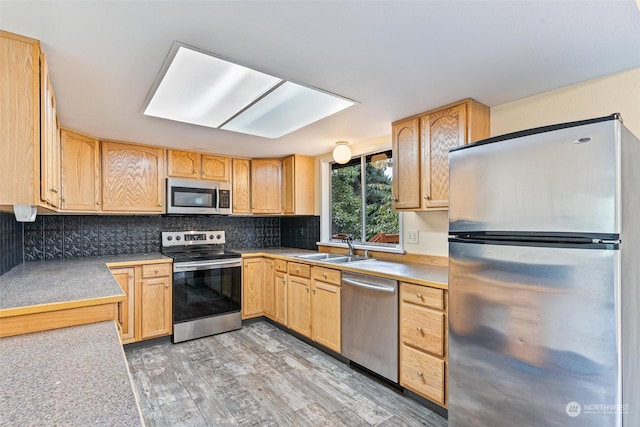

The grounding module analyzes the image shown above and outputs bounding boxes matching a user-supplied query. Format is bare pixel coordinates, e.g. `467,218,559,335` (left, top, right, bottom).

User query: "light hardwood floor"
125,321,447,426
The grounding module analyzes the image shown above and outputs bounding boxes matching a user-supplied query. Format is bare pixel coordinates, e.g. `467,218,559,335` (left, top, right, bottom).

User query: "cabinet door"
40,53,61,208
101,141,164,212
140,275,172,339
274,271,288,326
287,275,311,338
201,155,229,181
421,104,466,208
0,32,40,206
167,150,200,178
110,267,135,343
392,117,421,209
312,280,341,353
242,258,264,319
283,155,315,215
251,159,282,214
263,259,275,319
232,158,251,214
60,129,101,211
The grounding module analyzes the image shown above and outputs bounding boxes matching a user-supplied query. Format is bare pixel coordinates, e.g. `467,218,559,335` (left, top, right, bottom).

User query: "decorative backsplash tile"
19,214,320,262
0,212,23,275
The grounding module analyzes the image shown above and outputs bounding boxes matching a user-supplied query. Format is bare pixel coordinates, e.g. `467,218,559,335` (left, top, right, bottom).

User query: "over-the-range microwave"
166,177,231,215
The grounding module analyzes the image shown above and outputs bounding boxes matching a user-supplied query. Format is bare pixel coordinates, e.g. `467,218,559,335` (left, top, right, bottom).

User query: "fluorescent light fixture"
222,81,355,138
143,42,357,138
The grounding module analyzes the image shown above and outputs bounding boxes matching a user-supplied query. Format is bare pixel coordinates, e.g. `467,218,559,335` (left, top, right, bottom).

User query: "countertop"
0,253,171,312
0,321,143,426
237,248,448,289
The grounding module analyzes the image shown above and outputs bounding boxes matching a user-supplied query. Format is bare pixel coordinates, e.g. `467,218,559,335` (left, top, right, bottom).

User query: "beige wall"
403,66,640,257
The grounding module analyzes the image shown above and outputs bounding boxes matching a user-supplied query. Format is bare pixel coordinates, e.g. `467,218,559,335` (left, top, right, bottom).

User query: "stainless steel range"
161,230,242,343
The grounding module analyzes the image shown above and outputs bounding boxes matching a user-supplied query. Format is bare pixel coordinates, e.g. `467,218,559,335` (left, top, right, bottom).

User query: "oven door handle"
173,258,242,272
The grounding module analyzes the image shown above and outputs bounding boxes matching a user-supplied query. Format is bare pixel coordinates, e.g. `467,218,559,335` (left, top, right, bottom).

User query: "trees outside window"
330,150,399,246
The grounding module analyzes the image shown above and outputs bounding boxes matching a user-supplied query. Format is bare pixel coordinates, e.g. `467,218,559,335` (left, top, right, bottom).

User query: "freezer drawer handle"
342,278,396,293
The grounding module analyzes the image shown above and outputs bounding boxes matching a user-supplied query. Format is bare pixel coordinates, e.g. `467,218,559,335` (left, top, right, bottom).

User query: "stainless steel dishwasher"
341,271,398,382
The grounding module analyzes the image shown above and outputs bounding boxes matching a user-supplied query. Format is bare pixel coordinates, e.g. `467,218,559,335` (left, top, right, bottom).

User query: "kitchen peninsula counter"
0,321,143,426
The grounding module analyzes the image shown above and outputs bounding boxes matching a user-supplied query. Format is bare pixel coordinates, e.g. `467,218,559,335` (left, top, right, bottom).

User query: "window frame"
319,148,404,254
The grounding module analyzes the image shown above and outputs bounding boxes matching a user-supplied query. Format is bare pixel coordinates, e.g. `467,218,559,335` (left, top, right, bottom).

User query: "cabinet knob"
96,201,101,205
417,371,423,377
129,273,133,278
416,325,422,332
158,203,162,207
305,287,309,293
416,293,422,299
165,283,170,289
202,171,206,175
323,273,327,279
282,278,286,284
194,170,198,174
154,269,159,273
392,197,398,202
424,195,431,200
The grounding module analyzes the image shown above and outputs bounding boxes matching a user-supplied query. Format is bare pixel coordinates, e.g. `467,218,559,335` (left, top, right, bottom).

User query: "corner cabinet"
282,154,315,215
399,282,448,407
101,141,164,213
392,99,489,210
0,31,61,208
251,159,282,214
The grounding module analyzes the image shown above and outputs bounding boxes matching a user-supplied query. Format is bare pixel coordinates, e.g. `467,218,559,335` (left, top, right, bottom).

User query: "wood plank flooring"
125,320,448,426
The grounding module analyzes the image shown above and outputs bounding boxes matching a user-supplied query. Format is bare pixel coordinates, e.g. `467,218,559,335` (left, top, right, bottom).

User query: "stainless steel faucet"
342,234,355,256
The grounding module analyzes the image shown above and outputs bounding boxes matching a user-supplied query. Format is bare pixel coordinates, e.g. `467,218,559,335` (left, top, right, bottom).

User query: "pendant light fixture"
332,141,352,164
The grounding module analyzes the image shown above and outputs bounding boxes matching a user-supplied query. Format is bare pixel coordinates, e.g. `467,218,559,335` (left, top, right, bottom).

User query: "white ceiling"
2,0,640,158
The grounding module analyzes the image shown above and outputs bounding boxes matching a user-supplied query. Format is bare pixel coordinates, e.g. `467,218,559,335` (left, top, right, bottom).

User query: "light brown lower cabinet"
310,266,341,353
108,261,172,344
263,259,276,319
242,258,265,319
399,281,448,407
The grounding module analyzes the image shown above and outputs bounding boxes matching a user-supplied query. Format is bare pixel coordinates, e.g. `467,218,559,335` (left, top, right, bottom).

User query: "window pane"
331,160,362,240
365,151,399,244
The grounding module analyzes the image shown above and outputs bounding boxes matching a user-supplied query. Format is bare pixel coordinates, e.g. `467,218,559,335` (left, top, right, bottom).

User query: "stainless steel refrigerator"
448,114,639,427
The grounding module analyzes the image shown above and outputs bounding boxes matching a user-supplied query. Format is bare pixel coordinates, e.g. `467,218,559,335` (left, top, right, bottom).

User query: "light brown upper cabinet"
60,129,101,211
232,158,251,214
167,149,230,182
283,154,315,215
252,159,282,214
392,99,489,211
0,31,60,208
101,141,164,213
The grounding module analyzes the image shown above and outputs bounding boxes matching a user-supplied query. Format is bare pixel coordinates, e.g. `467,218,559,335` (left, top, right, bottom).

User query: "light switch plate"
407,229,419,244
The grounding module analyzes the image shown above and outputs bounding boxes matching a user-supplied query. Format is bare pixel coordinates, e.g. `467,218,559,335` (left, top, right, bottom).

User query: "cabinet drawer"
275,258,287,272
311,266,341,286
400,343,445,406
142,263,172,278
288,262,311,278
401,303,444,357
400,282,444,310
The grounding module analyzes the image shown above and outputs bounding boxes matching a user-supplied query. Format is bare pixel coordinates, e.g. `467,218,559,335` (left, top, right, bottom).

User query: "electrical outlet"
407,229,419,244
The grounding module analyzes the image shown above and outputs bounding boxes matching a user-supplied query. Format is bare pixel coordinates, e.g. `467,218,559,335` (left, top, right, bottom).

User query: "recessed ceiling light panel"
143,44,281,128
221,81,356,138
143,42,357,138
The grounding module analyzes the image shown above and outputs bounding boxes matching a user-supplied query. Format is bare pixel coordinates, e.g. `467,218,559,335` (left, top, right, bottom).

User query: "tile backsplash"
20,214,320,261
0,212,23,274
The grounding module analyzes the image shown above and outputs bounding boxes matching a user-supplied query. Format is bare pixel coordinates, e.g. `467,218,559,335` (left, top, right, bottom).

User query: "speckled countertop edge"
0,321,143,426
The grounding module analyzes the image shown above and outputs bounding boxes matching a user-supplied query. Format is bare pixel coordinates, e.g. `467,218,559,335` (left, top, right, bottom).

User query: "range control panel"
161,230,226,247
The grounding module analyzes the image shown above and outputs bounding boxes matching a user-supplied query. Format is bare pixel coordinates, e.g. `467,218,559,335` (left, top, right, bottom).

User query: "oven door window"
173,266,241,323
172,186,216,209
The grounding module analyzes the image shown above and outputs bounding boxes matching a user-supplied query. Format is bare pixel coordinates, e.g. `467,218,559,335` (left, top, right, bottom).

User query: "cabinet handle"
416,325,422,332
282,278,286,284
305,287,309,293
417,371,423,377
416,293,422,299
312,288,316,294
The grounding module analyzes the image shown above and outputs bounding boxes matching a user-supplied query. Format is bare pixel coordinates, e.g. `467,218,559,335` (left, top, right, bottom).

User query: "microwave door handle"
216,185,220,212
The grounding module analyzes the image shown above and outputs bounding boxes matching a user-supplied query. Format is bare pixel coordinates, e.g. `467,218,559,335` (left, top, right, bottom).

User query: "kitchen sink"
295,253,374,264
